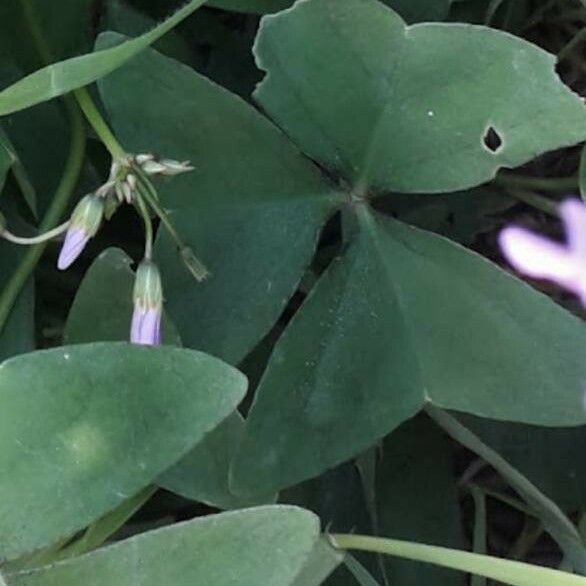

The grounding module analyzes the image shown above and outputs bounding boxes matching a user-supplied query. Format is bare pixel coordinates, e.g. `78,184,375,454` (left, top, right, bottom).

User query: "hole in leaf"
483,126,503,154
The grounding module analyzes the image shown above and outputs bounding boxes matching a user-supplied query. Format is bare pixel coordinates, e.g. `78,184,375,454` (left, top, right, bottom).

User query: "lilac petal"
498,226,579,291
560,199,586,259
57,228,90,270
130,306,161,346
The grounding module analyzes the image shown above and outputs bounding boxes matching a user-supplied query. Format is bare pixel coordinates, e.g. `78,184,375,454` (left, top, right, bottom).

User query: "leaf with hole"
253,0,586,193
0,342,246,561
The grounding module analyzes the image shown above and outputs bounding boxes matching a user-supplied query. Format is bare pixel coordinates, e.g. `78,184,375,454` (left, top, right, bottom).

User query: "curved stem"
1,221,69,245
330,533,586,586
425,405,586,574
74,88,125,160
0,98,86,333
559,28,586,61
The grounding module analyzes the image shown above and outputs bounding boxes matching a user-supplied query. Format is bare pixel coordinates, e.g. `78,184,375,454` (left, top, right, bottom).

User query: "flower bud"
57,194,104,270
140,160,168,176
158,159,194,176
131,260,163,345
134,153,154,166
138,155,194,177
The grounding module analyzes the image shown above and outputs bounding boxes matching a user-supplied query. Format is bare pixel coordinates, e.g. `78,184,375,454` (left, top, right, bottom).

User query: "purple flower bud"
131,260,163,346
58,228,90,270
57,195,104,270
499,198,586,306
130,306,162,346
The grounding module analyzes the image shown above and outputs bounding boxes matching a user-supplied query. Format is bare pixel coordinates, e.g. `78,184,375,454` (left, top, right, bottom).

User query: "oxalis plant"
0,0,585,584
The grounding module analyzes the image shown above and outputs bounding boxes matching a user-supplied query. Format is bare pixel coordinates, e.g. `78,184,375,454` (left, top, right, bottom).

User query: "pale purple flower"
57,194,104,271
131,260,163,346
499,199,586,306
130,306,162,345
58,227,90,270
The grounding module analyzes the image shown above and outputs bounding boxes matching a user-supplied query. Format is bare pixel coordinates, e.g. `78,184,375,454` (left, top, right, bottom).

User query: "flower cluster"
56,152,200,346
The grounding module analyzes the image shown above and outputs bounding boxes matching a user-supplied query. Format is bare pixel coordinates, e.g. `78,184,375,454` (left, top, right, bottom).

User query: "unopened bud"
131,260,163,345
158,159,194,176
134,153,155,166
57,194,104,270
141,160,168,175
138,154,194,177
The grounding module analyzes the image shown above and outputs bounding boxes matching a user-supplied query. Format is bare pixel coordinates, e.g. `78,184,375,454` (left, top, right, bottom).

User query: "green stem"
426,405,586,574
507,189,559,217
135,194,153,260
481,487,533,517
134,170,185,247
330,533,586,586
470,485,487,586
74,88,125,159
0,97,85,333
495,173,578,192
1,221,69,245
133,170,208,279
484,0,508,24
509,517,543,561
558,28,586,61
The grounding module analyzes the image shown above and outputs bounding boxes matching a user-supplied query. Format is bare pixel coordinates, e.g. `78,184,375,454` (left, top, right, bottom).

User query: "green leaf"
0,0,207,116
0,342,246,561
6,506,321,586
232,207,586,494
98,37,340,363
253,0,586,193
64,247,180,346
160,411,275,509
231,219,422,494
376,415,464,585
